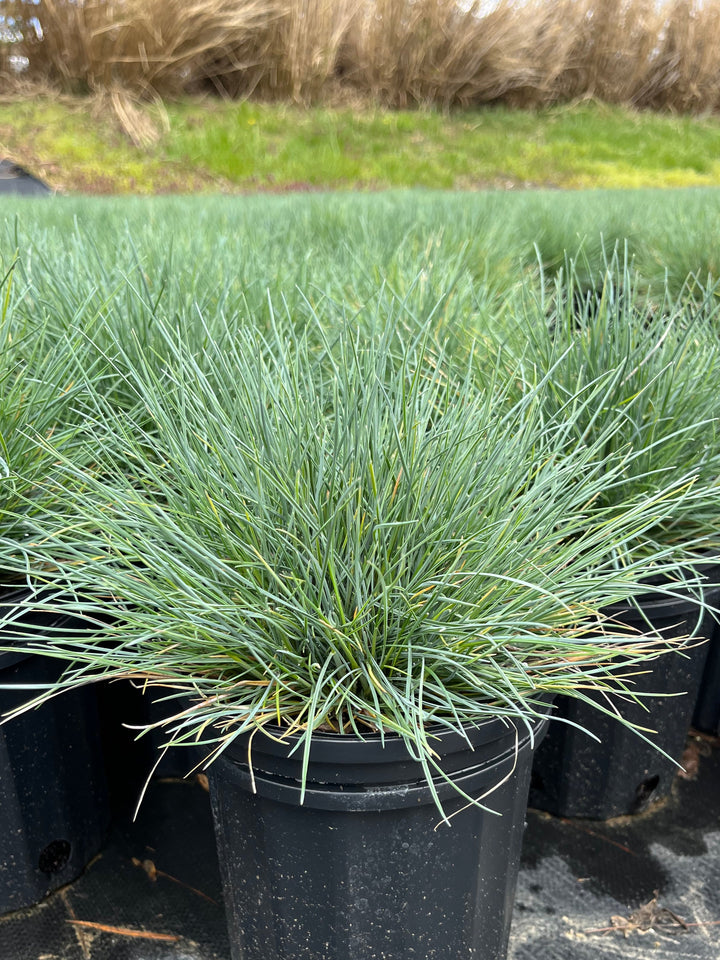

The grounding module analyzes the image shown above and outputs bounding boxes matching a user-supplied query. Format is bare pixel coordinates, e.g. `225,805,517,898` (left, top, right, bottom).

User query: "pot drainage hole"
632,775,660,813
38,839,72,874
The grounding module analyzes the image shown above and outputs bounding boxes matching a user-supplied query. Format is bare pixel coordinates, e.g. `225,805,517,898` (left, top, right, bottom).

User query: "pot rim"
222,693,554,766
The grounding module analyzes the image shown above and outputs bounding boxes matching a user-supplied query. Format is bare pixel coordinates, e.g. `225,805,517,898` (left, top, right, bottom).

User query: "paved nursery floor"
1,732,718,960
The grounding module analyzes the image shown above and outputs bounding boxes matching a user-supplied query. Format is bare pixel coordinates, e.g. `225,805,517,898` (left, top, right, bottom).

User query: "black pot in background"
529,584,719,820
98,681,209,815
692,615,720,735
0,590,110,915
209,708,550,960
97,679,156,814
0,159,51,196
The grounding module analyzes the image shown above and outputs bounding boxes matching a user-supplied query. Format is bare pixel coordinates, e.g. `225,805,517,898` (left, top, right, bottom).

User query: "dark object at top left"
0,160,51,195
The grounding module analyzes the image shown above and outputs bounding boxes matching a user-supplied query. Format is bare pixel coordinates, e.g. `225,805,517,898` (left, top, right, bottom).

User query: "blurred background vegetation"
3,1,720,194
3,0,720,112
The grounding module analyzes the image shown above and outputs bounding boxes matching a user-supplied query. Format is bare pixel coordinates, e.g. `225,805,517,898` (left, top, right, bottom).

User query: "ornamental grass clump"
0,259,89,589
0,310,711,802
16,239,234,425
495,251,720,572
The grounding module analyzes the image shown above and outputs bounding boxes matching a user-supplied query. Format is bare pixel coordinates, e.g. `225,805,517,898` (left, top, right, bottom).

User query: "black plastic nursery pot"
693,616,720,735
97,681,205,813
529,584,719,821
0,159,51,196
95,610,209,810
0,590,110,914
208,708,550,960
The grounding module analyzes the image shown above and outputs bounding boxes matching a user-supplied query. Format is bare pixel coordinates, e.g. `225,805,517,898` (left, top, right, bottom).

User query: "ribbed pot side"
208,710,549,960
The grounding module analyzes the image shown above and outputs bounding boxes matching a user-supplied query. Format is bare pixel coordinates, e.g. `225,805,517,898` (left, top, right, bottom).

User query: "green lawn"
165,100,720,190
4,97,720,194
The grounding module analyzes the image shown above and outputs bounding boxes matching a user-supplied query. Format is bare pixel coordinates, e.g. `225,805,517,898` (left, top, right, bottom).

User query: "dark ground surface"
1,733,718,960
512,731,720,959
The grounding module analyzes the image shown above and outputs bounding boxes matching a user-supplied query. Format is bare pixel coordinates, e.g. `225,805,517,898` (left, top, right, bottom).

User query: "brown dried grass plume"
4,0,720,113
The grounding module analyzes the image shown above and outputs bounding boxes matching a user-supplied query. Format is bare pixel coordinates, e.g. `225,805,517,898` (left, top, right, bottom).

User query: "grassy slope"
4,96,720,194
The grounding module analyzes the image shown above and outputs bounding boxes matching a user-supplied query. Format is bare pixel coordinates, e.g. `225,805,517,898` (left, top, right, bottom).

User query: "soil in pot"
208,708,549,960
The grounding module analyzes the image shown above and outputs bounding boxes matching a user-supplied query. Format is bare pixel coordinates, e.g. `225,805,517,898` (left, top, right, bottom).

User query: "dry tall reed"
4,0,720,113
16,0,276,95
201,0,356,101
636,0,720,112
541,0,662,105
342,0,529,107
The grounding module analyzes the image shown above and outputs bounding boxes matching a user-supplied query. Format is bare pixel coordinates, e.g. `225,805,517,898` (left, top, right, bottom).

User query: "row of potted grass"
1,253,719,958
493,252,720,819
